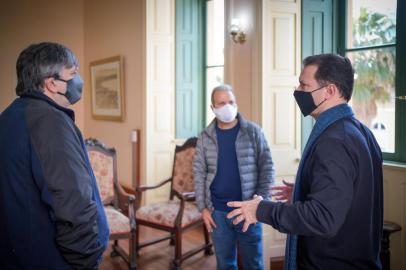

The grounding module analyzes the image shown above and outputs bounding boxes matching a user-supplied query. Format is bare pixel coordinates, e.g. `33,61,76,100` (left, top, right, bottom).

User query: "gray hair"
16,42,79,96
211,84,235,105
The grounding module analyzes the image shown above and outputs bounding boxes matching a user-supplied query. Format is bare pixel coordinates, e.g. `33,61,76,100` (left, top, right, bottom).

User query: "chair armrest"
172,191,196,227
115,182,136,218
136,177,172,192
173,190,196,202
134,177,172,210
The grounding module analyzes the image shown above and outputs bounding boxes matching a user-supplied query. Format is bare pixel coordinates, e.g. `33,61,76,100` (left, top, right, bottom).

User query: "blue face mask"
55,74,84,105
293,85,327,116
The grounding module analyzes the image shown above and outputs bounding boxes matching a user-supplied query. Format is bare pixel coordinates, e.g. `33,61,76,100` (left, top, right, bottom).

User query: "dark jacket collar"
20,90,75,121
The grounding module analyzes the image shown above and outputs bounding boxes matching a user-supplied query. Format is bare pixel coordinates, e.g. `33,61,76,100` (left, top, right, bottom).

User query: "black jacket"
257,117,383,270
0,92,109,269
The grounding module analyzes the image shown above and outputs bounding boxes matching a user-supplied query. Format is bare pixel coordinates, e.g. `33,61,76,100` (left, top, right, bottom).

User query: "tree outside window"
346,0,396,153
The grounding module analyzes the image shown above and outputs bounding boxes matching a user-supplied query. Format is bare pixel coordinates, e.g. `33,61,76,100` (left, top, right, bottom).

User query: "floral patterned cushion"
88,150,115,203
172,147,196,193
104,206,130,234
136,201,201,228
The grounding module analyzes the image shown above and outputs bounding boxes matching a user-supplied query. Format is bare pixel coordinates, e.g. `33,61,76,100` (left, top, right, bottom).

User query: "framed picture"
90,56,124,121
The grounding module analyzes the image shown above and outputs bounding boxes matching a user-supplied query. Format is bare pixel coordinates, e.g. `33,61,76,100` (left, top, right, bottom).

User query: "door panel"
262,0,302,260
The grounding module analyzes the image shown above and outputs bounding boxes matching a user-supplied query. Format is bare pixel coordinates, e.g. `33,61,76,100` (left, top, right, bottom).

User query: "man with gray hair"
194,84,275,269
0,42,109,269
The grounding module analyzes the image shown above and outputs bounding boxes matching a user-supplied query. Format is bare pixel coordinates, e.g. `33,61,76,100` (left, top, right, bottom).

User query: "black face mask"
55,74,83,105
293,85,327,116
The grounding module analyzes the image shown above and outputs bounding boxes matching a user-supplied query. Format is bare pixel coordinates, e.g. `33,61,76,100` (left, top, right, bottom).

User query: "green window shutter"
301,0,334,151
175,0,205,139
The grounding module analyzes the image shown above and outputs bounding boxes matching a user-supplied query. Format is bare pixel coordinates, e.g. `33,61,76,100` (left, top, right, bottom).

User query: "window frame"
336,0,406,163
204,0,225,125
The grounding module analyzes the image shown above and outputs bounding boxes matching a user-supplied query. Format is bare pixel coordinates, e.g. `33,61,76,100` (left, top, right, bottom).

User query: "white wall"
83,0,145,188
383,164,406,270
0,0,85,130
224,0,262,123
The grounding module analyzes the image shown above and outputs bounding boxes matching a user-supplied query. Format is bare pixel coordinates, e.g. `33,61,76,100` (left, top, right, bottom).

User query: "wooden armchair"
135,137,213,270
85,138,137,270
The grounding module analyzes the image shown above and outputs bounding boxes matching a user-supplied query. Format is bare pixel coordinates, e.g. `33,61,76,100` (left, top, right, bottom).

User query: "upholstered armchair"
135,137,213,270
85,138,137,270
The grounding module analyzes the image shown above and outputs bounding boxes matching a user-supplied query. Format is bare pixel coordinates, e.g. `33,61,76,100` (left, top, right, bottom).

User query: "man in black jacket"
0,42,109,269
227,54,383,270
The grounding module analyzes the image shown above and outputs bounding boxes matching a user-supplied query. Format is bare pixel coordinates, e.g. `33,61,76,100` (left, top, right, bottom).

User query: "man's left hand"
227,195,263,232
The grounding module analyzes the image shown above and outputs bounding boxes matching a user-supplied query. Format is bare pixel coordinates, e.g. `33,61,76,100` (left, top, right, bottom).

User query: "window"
175,0,224,138
340,0,406,162
205,0,224,125
346,0,396,152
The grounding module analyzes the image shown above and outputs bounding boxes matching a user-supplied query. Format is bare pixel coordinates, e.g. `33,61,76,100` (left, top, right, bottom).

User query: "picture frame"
90,55,124,121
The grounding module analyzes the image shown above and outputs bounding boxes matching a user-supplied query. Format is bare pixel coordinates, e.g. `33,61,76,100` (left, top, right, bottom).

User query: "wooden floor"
100,226,216,270
100,226,284,270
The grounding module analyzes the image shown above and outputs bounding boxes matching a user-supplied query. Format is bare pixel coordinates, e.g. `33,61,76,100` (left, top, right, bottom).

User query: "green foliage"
351,7,396,105
353,7,396,47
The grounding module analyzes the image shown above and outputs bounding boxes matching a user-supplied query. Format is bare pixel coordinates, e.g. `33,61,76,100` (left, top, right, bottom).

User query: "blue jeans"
211,210,264,270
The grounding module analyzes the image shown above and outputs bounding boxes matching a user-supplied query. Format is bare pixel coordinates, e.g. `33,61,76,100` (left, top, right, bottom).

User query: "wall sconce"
229,18,246,44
